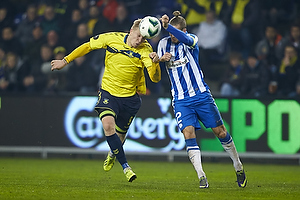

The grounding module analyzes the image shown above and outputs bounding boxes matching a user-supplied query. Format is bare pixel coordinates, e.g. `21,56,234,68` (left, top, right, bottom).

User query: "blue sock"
110,140,125,155
106,133,129,169
218,132,233,145
185,138,199,152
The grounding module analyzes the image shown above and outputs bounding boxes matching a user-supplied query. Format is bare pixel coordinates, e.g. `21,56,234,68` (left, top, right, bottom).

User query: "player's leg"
110,93,141,182
95,90,119,172
101,115,136,182
174,101,208,188
198,91,247,187
101,116,128,168
95,90,136,182
212,125,242,171
182,126,208,188
212,125,247,187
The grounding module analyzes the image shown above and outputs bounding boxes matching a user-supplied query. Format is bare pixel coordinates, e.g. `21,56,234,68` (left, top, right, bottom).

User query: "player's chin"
133,43,141,48
171,38,179,43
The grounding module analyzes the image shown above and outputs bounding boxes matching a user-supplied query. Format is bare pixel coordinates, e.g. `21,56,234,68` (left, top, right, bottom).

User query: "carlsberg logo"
64,97,185,152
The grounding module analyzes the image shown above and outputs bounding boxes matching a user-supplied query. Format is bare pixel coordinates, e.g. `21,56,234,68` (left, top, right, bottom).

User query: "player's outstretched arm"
51,42,93,71
160,14,194,47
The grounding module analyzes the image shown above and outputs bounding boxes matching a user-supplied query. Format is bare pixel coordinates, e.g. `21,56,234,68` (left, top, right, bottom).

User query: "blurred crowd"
1,0,300,98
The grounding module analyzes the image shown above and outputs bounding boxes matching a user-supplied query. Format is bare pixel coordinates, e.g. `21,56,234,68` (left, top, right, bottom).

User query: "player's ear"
129,28,135,35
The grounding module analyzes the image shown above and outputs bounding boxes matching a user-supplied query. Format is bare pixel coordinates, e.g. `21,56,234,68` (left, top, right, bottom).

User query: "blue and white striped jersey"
157,26,209,101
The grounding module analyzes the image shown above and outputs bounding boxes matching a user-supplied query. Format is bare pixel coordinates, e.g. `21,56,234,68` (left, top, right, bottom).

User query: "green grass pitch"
0,158,299,200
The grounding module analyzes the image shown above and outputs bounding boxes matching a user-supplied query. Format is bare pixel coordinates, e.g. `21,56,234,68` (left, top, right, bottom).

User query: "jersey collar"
124,34,129,44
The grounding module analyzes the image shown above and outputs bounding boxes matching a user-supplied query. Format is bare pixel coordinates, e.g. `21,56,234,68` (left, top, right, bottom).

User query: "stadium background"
0,0,300,165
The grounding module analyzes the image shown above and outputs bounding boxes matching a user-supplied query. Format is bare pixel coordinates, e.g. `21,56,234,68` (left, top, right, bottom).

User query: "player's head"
128,19,145,48
169,11,187,43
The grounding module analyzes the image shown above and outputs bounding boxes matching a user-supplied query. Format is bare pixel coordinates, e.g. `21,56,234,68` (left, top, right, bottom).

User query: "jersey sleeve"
64,42,92,63
166,24,198,48
141,42,161,83
141,42,154,68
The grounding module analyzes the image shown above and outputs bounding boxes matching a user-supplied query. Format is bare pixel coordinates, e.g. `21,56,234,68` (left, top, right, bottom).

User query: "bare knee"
212,125,227,138
182,126,196,139
101,116,116,136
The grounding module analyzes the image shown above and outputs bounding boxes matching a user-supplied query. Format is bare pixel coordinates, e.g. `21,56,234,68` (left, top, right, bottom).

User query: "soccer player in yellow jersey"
51,19,161,182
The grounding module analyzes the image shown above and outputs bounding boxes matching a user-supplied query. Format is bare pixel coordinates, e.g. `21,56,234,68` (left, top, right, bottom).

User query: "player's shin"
219,132,243,171
186,138,206,179
106,133,129,169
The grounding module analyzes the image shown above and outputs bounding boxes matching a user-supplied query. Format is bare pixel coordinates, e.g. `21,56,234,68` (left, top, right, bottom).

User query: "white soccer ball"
139,16,161,39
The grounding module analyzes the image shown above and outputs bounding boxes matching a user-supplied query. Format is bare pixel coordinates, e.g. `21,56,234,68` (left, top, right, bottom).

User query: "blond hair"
170,11,186,30
131,19,142,30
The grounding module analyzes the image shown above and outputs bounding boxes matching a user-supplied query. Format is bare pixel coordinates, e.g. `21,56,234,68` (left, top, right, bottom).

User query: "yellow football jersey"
89,32,154,97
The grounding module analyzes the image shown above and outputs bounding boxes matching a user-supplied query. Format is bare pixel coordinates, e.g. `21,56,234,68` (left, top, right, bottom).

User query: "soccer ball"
139,16,161,39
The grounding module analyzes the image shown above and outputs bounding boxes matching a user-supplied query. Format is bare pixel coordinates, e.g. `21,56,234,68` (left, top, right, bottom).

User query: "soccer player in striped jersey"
157,11,247,188
51,19,161,182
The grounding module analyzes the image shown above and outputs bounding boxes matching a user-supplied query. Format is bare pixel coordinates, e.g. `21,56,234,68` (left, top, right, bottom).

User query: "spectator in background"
177,0,228,31
255,24,282,83
261,0,297,35
65,55,98,93
23,23,46,61
21,44,52,92
44,46,69,93
68,23,89,52
15,4,39,47
176,0,206,31
219,52,243,97
40,5,61,35
87,5,101,36
1,26,23,57
92,9,111,35
224,0,261,59
0,45,5,67
239,54,269,97
256,24,282,68
96,0,118,24
276,23,300,60
0,52,25,92
61,9,84,48
54,0,74,22
46,30,61,50
78,0,90,21
274,45,300,97
111,3,131,32
0,6,13,33
196,10,227,80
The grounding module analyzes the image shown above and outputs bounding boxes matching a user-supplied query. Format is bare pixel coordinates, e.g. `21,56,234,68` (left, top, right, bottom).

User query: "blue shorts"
173,91,223,132
95,89,141,134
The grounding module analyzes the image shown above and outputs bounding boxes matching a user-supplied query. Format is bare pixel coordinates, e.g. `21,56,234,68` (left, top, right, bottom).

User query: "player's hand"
160,14,169,29
160,52,172,62
51,59,67,71
149,52,159,63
